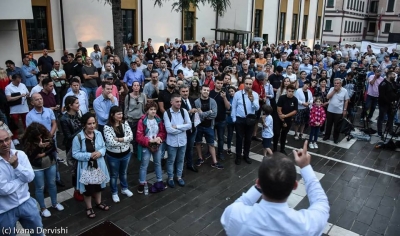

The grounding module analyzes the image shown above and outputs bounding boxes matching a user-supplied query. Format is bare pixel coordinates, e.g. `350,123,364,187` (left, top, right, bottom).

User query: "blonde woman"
0,68,10,91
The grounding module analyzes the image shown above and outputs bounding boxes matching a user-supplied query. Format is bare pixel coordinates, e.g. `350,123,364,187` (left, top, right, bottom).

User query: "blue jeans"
167,145,186,179
226,123,235,149
106,152,131,194
309,126,320,142
361,95,378,120
33,164,57,209
139,147,162,183
214,121,226,155
0,198,44,236
185,129,197,167
83,86,97,101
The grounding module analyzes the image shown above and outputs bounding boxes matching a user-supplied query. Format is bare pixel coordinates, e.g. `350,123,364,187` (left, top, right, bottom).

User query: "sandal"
95,202,110,211
86,208,96,218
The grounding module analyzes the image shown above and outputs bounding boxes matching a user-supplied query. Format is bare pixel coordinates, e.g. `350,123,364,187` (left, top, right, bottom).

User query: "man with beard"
158,76,177,118
38,49,54,74
143,70,164,101
157,58,171,86
90,44,103,76
377,71,398,137
63,53,76,81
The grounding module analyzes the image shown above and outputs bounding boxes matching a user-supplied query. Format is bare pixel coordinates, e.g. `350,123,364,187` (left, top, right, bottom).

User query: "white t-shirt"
5,83,30,114
348,48,359,60
327,87,349,114
145,118,159,139
285,73,297,83
262,115,274,139
90,51,103,68
30,85,56,97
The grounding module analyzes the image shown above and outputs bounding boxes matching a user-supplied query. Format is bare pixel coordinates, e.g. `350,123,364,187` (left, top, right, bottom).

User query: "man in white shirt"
31,72,56,97
221,141,329,236
0,129,44,235
183,59,194,85
348,44,359,62
90,44,103,75
62,77,89,114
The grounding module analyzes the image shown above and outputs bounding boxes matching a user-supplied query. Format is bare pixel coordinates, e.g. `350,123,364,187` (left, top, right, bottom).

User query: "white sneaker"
314,143,319,149
40,209,51,217
53,203,64,211
12,139,20,146
294,135,299,140
309,143,315,149
112,194,120,203
121,189,133,197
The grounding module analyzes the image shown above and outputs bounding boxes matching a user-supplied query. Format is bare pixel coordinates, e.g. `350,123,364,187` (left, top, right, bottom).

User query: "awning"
0,0,33,20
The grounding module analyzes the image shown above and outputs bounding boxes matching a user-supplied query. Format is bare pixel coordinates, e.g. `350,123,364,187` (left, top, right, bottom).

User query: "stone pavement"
20,123,400,236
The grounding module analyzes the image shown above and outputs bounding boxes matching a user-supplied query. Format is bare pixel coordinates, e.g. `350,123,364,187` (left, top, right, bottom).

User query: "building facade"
322,0,400,44
0,0,325,67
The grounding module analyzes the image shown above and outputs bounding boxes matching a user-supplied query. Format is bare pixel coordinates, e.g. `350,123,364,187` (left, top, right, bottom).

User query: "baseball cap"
206,66,213,71
104,72,114,79
147,60,153,64
130,61,137,65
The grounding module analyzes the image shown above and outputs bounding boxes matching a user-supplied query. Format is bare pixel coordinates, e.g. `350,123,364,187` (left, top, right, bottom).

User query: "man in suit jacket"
179,84,198,172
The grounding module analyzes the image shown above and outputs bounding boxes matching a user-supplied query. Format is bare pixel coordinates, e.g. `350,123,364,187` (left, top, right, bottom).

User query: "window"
254,10,262,37
25,6,49,51
122,10,136,44
356,0,359,11
344,21,348,32
324,20,332,31
351,22,354,32
291,14,298,40
350,0,353,9
278,12,286,41
383,23,391,33
362,2,364,12
183,10,196,41
368,22,376,32
316,16,322,39
302,15,308,39
347,0,350,9
387,0,395,12
369,1,378,13
327,0,334,8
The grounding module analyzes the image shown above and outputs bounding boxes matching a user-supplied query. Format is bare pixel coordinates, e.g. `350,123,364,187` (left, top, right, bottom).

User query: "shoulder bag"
242,92,258,126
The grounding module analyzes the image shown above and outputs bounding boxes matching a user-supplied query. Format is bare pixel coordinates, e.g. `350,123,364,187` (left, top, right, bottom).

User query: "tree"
104,0,231,57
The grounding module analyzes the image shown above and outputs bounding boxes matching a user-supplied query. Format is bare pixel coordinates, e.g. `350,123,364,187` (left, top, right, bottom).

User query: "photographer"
342,72,357,121
377,71,397,137
361,69,384,123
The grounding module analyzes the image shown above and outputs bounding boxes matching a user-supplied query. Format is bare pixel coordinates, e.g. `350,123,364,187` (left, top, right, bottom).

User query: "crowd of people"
1,36,399,234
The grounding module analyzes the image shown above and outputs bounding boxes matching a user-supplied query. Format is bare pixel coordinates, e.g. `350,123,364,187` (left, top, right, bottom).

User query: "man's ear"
293,180,298,190
255,178,260,187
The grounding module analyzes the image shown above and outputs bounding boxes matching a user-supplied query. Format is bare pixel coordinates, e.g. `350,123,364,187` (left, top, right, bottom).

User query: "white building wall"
218,0,252,31
0,21,22,67
195,3,216,43
261,0,279,44
305,0,318,47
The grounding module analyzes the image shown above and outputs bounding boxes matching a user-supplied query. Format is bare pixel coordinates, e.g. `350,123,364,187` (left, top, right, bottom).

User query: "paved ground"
21,116,400,236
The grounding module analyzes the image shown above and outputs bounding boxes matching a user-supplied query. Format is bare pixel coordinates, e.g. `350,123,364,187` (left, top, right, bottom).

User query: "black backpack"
165,108,185,121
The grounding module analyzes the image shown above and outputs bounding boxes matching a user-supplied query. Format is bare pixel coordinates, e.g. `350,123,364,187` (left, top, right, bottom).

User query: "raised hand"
292,140,311,169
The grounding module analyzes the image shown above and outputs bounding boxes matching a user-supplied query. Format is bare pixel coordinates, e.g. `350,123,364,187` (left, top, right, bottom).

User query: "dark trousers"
378,105,394,134
185,128,197,167
235,117,255,158
273,117,292,151
361,95,379,120
214,121,226,155
324,112,343,142
128,120,139,153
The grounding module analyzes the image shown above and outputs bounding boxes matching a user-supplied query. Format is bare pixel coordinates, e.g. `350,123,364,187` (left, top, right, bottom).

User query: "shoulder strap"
242,92,248,116
167,109,172,121
166,108,185,121
77,133,82,148
180,108,185,120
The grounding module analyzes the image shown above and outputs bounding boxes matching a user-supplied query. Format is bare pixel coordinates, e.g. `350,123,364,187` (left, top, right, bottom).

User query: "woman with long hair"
226,86,237,155
21,122,64,217
319,69,330,87
136,101,167,193
72,113,110,219
104,106,133,202
297,71,308,88
189,77,201,100
275,77,291,103
229,66,239,88
60,96,83,201
0,68,10,91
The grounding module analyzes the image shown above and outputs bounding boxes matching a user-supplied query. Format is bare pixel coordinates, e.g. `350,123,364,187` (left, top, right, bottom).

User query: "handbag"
242,93,258,126
79,160,108,185
8,93,22,107
148,142,160,152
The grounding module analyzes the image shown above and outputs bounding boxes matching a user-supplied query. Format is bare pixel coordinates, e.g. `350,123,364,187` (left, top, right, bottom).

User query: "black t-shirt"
158,89,176,118
210,90,226,122
239,70,255,80
269,74,284,90
277,95,298,121
199,98,212,127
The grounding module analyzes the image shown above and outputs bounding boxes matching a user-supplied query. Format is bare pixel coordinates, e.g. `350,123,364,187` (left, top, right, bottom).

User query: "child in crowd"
261,104,274,157
308,97,326,149
226,86,237,155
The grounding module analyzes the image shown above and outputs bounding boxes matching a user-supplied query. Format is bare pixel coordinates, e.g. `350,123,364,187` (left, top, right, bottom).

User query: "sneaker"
167,179,175,188
294,134,299,140
195,158,204,167
309,143,315,149
57,157,65,163
121,189,133,197
314,143,319,149
177,178,185,187
112,194,120,203
211,162,224,169
41,209,51,217
227,149,232,155
53,203,64,211
137,184,144,194
12,139,20,146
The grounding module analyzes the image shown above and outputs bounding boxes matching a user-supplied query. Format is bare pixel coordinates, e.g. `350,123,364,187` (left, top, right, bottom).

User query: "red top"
309,105,326,127
0,77,10,91
203,77,215,90
136,114,166,148
252,79,265,101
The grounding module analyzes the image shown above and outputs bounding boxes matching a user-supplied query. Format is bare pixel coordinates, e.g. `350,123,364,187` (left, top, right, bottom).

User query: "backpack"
165,108,185,122
66,133,83,169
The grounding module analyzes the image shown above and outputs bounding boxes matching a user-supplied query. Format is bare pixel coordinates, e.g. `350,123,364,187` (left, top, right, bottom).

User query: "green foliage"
153,0,231,16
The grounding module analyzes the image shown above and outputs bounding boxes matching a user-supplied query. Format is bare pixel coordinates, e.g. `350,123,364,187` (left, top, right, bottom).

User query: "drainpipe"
18,20,24,58
140,0,144,42
276,0,281,44
60,0,66,50
215,8,218,40
297,0,302,42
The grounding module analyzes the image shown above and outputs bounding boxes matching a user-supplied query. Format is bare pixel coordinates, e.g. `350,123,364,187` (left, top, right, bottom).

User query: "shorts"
195,125,215,145
262,138,272,149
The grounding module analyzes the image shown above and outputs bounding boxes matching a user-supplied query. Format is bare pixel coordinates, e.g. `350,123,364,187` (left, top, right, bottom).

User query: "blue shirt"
124,55,137,67
123,69,145,86
299,63,313,75
6,67,26,84
21,64,39,79
93,95,119,125
277,61,292,69
171,59,183,76
26,107,56,131
163,108,191,147
231,90,260,123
